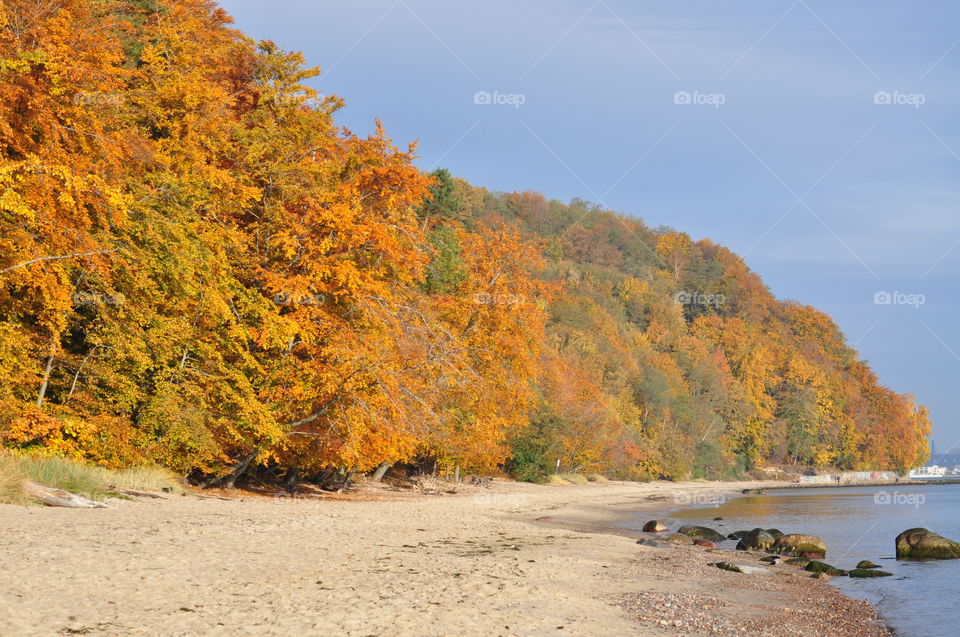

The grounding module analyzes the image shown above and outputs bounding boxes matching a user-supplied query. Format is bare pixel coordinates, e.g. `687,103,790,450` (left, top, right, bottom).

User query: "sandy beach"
0,479,891,636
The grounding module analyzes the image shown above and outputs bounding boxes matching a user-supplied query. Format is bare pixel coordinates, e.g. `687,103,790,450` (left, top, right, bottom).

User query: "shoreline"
0,479,891,636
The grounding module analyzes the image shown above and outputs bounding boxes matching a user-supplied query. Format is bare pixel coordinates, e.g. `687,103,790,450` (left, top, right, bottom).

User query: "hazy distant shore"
0,479,890,636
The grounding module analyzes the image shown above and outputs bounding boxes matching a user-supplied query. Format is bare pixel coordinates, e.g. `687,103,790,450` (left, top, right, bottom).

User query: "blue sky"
219,0,960,454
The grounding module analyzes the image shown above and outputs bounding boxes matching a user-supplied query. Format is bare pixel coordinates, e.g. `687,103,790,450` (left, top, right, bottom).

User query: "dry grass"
101,466,184,494
547,473,591,485
0,452,28,505
0,451,183,505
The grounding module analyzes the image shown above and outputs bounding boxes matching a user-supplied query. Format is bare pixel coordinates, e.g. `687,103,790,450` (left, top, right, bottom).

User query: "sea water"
647,484,960,637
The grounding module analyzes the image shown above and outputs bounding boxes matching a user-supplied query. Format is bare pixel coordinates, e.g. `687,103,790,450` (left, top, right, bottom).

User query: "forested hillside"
0,0,930,485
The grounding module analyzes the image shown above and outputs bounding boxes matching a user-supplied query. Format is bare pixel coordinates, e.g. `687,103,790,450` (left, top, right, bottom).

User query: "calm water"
639,484,960,637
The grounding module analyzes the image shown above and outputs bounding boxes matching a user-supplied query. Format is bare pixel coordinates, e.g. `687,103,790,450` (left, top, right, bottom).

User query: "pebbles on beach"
620,540,891,636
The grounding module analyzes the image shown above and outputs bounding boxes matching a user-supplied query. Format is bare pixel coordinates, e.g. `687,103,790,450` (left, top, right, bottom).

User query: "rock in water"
727,530,749,540
849,568,893,578
642,520,668,532
773,533,827,558
895,528,960,559
856,560,881,569
766,528,784,539
736,528,775,551
804,560,848,576
666,533,694,545
677,525,726,542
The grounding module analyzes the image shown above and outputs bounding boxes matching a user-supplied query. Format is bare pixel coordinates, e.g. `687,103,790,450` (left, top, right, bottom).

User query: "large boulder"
766,528,784,539
773,534,827,558
727,530,749,540
642,520,668,532
677,525,726,542
736,528,776,551
666,533,694,545
896,528,960,559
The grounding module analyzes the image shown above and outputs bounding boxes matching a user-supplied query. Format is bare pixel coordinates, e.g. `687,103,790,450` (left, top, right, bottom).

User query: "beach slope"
0,480,888,636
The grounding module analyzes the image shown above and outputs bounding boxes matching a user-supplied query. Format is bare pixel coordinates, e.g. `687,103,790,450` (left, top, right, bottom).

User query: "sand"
0,479,890,636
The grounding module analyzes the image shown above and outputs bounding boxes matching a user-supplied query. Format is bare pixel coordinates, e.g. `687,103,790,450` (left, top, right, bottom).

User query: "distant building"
909,465,948,479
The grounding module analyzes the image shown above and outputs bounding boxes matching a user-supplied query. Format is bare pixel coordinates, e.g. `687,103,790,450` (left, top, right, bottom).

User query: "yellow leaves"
0,186,34,221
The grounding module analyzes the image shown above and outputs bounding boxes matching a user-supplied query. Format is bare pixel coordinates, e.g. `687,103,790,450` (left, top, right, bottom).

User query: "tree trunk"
36,353,54,407
370,462,391,482
338,469,356,492
314,467,336,488
283,467,300,493
454,464,461,483
220,451,257,489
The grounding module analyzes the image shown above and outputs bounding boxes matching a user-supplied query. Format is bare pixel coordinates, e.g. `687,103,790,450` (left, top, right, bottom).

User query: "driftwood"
23,481,114,509
415,476,459,495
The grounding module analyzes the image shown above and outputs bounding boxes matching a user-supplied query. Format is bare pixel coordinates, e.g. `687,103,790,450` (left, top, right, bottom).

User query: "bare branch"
1,248,118,275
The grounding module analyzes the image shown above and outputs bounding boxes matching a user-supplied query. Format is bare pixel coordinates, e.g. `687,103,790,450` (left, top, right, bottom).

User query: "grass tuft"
0,451,184,505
